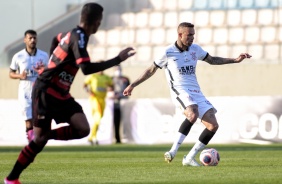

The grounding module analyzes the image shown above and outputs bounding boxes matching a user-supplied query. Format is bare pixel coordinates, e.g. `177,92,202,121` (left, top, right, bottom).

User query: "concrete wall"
1,63,282,99
0,0,72,55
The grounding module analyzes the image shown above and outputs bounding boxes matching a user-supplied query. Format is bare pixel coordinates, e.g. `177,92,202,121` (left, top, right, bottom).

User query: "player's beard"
29,43,36,50
187,40,193,46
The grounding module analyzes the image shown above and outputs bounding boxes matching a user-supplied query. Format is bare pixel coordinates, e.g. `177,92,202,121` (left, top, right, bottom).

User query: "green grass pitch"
1,144,282,184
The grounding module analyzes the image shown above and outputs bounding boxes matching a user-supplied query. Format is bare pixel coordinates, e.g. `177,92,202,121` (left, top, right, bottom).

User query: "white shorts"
172,91,217,119
18,81,33,120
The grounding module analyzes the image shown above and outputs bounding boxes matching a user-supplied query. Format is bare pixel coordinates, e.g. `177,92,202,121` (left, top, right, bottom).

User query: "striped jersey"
37,26,91,99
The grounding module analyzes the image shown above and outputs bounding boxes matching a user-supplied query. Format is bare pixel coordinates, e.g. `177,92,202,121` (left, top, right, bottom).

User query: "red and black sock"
50,126,80,140
7,141,44,180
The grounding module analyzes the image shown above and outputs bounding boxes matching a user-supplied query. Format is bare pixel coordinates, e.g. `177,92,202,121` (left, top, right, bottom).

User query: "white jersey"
10,48,49,120
154,43,215,118
154,43,207,96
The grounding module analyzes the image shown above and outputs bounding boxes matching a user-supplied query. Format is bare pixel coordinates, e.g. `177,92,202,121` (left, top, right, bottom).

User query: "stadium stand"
0,0,281,99
1,0,280,66
84,0,281,65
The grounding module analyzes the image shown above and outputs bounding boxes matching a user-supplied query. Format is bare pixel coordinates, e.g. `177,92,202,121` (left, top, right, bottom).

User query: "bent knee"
184,106,199,123
79,126,90,138
207,123,219,132
188,116,198,123
33,135,48,146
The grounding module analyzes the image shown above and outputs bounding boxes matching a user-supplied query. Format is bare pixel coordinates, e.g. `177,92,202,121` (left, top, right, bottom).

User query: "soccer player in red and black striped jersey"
4,3,135,184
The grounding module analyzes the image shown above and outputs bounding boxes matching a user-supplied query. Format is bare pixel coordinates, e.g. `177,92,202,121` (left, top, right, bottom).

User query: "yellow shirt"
84,73,113,99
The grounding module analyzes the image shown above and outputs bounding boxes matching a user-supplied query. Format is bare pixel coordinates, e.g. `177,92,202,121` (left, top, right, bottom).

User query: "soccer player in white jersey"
9,30,49,143
123,22,252,166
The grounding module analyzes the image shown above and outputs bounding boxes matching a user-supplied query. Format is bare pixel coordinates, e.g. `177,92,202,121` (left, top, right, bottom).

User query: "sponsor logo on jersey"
188,89,200,93
97,87,107,92
167,51,180,57
205,100,212,105
36,59,44,66
25,69,36,76
78,33,85,48
178,65,195,75
58,71,74,83
190,52,197,61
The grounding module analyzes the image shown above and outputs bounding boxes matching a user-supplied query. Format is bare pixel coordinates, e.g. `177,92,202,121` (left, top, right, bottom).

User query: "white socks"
186,140,206,159
169,132,186,155
168,134,207,160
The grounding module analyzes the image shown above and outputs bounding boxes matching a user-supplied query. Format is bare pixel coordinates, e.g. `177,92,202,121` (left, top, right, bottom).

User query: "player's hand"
20,70,27,79
118,47,136,61
234,53,252,63
123,85,134,96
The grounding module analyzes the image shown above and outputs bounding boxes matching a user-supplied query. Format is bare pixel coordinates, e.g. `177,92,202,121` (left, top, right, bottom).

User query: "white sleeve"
195,45,208,61
10,54,18,71
154,50,167,69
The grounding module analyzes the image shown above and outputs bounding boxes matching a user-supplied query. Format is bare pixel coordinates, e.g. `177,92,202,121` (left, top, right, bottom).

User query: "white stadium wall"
0,99,114,146
1,97,282,146
121,97,282,145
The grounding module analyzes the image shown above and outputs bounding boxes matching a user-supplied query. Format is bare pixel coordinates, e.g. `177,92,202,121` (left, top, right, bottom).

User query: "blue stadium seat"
164,12,178,28
210,11,225,26
107,29,121,46
136,46,152,62
120,29,135,45
258,9,274,25
135,12,149,28
229,28,244,44
238,0,254,9
151,28,165,44
241,10,257,25
136,28,151,44
245,27,260,43
149,12,163,27
227,10,241,26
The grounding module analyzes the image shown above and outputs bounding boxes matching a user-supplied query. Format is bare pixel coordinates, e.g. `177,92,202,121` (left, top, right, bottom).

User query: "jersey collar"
77,25,87,34
25,48,37,56
174,41,188,52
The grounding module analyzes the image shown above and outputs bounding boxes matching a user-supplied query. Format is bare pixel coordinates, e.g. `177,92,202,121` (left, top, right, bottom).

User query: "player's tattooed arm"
131,64,158,87
204,55,235,65
204,53,252,65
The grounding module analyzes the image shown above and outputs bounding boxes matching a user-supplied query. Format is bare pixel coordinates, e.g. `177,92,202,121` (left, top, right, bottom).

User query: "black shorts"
32,83,83,129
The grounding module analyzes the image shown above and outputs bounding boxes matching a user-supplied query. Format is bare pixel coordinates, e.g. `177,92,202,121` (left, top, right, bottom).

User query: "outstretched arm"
204,53,252,65
80,47,136,75
123,63,158,96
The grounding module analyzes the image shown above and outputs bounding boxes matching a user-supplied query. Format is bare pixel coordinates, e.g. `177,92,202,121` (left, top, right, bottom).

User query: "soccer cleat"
27,129,34,143
88,139,94,145
88,139,98,146
4,178,21,184
94,139,99,145
164,151,175,163
182,155,201,166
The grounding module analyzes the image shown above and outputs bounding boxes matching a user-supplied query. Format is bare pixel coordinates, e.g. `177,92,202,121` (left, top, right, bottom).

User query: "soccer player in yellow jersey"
84,69,113,145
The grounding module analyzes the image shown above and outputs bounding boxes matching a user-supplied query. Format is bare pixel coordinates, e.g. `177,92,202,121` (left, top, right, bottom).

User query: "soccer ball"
199,148,220,166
